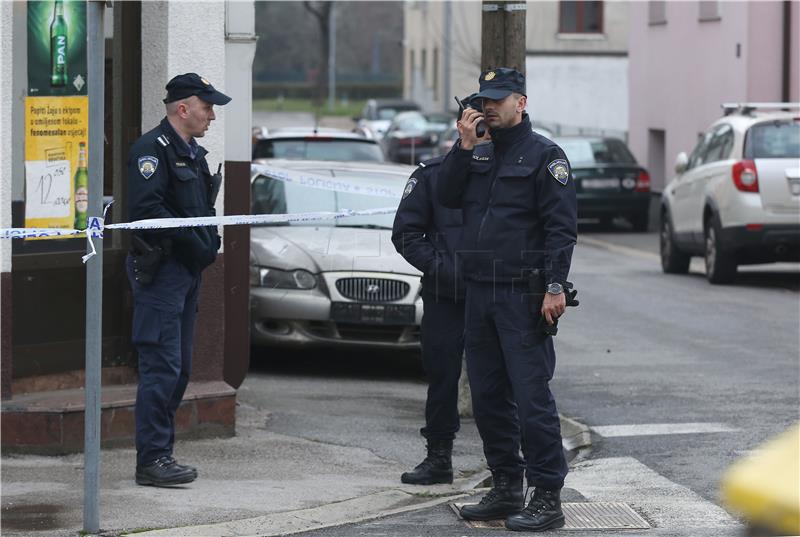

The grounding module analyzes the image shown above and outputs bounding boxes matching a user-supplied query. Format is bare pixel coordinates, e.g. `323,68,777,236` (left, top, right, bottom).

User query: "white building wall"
141,1,227,239
224,1,256,164
1,1,12,274
526,55,628,134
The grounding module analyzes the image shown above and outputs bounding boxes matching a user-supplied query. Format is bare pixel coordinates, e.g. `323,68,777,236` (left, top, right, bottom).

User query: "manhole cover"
452,502,650,530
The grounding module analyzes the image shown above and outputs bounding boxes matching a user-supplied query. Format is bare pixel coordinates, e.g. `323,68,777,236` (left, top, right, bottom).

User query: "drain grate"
452,502,650,530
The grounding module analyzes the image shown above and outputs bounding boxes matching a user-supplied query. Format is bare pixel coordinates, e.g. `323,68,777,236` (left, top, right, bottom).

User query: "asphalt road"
252,227,799,537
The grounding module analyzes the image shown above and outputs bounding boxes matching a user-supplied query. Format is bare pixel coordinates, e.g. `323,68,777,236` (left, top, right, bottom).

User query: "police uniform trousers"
126,255,200,466
419,291,465,441
464,281,568,489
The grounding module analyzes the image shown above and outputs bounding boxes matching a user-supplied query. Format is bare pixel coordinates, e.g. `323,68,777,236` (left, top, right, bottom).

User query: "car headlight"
249,266,317,289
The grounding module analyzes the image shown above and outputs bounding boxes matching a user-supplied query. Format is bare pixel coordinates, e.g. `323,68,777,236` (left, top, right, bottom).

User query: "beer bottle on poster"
74,142,88,229
50,0,68,87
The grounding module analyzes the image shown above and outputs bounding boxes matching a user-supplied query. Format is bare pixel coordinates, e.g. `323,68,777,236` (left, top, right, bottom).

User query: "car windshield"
556,138,637,165
395,113,429,133
251,173,397,229
253,139,385,162
377,104,418,120
745,120,800,159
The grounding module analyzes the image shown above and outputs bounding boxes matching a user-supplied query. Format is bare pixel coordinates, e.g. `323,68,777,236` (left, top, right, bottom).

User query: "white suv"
660,103,800,283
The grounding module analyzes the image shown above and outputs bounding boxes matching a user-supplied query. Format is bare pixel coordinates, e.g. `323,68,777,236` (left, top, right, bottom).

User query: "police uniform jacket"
392,156,465,301
436,114,577,286
127,117,220,276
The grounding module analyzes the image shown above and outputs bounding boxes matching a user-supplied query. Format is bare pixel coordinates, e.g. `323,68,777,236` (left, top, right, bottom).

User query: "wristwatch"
546,282,564,295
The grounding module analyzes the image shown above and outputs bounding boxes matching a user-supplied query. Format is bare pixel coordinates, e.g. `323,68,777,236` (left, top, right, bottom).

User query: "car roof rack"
722,102,800,116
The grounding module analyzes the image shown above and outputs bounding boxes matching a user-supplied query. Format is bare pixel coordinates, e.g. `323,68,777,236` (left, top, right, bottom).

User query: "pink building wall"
628,1,799,193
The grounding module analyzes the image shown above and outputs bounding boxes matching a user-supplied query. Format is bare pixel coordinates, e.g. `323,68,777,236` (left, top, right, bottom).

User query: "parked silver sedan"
249,159,422,349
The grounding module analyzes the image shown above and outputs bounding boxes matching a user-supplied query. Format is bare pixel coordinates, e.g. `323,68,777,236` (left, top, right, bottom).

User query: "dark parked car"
554,136,651,231
382,111,439,165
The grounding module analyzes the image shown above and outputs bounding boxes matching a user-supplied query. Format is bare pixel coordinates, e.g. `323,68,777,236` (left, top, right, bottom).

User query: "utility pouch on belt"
528,270,579,337
131,235,163,286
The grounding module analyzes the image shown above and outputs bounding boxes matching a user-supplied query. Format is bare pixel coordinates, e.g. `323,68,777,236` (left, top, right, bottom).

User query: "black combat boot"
460,472,524,521
505,487,565,532
401,439,453,485
136,456,197,487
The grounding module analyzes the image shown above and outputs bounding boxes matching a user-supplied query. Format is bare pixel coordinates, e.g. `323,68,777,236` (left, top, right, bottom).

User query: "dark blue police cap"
474,68,526,101
163,73,232,105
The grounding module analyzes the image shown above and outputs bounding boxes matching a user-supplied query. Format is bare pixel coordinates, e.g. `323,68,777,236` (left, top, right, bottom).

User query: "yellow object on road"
721,424,800,535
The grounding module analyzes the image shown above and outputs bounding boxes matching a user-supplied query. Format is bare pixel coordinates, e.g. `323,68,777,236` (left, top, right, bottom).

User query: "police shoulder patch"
547,159,570,186
402,177,418,200
138,156,159,180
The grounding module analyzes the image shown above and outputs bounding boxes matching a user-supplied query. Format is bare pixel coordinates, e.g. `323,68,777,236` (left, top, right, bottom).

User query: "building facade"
0,1,256,452
628,0,799,193
404,0,629,137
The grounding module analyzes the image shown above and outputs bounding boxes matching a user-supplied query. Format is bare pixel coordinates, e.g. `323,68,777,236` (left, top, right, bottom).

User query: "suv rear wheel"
704,215,737,284
660,212,690,274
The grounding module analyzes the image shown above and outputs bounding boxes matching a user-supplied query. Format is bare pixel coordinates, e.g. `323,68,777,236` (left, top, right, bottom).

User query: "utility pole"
480,1,526,74
84,1,105,533
443,1,452,113
328,3,336,111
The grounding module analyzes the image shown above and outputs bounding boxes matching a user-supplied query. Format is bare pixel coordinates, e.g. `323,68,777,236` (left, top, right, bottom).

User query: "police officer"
437,68,577,531
392,152,465,485
126,73,231,487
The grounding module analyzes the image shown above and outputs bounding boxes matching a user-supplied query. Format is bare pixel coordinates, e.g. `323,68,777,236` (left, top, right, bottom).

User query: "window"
744,120,800,159
687,130,714,170
699,1,721,22
409,49,415,82
557,138,637,165
421,49,427,83
648,1,667,25
559,1,604,34
703,125,734,163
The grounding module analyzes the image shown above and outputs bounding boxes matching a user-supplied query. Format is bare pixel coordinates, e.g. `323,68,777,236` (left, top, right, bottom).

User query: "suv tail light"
634,171,651,192
732,160,759,192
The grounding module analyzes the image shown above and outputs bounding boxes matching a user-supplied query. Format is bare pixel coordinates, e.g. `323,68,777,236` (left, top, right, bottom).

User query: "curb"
123,417,590,537
560,413,592,453
125,489,471,537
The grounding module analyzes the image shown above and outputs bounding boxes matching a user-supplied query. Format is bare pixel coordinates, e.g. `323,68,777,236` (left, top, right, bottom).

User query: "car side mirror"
674,152,689,175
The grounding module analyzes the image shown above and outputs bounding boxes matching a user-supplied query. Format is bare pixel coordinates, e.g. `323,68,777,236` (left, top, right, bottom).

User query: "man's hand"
457,108,490,150
541,292,566,325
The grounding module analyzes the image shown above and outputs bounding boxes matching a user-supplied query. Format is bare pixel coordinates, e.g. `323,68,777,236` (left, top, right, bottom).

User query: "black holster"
131,235,166,286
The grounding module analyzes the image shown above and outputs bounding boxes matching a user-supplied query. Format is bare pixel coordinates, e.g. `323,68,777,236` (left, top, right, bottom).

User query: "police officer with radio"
392,146,466,485
437,68,577,531
126,73,230,487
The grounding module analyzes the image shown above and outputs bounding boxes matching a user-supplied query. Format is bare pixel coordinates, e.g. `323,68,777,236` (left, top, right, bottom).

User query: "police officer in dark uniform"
126,73,230,487
392,151,465,485
437,68,577,531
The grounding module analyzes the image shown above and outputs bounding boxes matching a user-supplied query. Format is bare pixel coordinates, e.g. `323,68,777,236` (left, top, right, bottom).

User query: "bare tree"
303,1,333,106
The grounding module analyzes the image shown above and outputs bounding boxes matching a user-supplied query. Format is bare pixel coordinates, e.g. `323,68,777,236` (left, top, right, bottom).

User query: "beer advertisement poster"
25,1,89,234
27,0,87,97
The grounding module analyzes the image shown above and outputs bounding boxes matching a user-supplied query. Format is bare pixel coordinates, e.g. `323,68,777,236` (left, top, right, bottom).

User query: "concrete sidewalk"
1,371,589,537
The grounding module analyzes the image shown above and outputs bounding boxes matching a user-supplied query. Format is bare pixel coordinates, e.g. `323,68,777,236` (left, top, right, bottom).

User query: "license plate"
581,178,620,189
789,178,800,196
331,302,415,325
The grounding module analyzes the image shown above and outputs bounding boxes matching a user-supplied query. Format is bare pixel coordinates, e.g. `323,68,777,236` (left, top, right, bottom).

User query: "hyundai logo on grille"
336,277,410,302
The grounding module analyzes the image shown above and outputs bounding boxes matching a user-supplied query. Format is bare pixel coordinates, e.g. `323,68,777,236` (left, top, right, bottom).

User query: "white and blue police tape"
1,163,406,262
0,206,398,262
251,163,405,199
